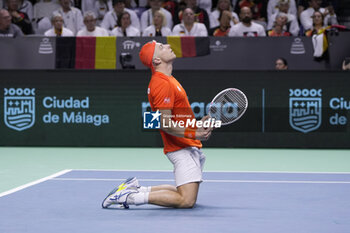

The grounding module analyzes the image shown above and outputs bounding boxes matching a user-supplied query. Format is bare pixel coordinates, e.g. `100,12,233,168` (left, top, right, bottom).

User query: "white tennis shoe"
102,177,139,209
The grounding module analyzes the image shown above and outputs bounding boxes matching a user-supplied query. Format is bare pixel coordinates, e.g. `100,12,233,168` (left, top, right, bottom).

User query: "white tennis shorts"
166,147,206,187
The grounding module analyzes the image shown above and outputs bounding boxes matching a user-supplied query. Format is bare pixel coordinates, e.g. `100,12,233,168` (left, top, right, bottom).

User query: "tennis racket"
208,88,248,126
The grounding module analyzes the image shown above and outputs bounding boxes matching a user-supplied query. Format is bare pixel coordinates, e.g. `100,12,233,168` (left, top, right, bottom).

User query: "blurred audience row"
0,0,346,37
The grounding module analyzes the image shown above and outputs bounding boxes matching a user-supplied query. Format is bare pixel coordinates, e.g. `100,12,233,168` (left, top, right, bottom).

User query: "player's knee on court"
178,196,197,208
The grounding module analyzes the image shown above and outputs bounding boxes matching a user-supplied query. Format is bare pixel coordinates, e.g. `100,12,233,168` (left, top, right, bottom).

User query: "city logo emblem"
143,110,161,129
4,88,35,131
289,89,322,133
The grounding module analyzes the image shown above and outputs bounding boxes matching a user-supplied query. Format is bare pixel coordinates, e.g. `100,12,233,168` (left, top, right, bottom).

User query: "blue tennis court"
1,170,350,233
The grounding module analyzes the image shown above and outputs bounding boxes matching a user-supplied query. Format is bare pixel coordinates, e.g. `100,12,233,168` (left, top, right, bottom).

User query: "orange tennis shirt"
148,71,202,154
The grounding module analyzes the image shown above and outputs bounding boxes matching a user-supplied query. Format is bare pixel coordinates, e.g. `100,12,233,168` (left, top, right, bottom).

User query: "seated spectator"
267,0,299,36
77,11,109,36
163,0,179,20
111,11,140,36
36,15,52,34
228,6,265,36
70,0,81,9
44,12,74,36
81,0,96,13
176,0,210,30
92,0,113,26
53,0,84,35
267,12,291,36
33,0,60,24
18,0,33,21
209,10,232,36
235,0,267,28
142,10,172,36
304,10,326,36
210,0,239,29
0,8,23,37
267,12,291,37
140,0,173,33
6,0,33,34
323,4,338,26
297,0,336,17
101,0,140,32
300,0,337,30
172,7,208,36
267,0,296,21
275,57,288,70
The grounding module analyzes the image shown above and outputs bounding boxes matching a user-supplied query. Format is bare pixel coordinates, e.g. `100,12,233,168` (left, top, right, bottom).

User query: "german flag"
56,37,117,69
166,36,210,58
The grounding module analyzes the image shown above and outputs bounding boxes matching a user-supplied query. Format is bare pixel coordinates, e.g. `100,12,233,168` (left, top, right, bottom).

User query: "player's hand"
195,115,214,141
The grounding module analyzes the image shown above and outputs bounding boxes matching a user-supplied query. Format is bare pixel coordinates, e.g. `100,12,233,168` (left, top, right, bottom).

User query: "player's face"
155,43,176,63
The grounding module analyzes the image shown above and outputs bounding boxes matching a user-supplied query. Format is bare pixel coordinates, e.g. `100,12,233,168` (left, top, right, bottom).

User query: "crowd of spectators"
0,0,344,37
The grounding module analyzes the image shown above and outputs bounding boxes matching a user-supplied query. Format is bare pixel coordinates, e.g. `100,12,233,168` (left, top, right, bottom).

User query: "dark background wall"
0,70,349,148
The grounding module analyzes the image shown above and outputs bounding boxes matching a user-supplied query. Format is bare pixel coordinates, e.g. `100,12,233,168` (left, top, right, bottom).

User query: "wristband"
184,128,196,139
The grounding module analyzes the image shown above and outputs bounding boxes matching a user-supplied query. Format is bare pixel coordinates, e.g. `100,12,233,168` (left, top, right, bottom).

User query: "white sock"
127,192,149,205
138,186,152,192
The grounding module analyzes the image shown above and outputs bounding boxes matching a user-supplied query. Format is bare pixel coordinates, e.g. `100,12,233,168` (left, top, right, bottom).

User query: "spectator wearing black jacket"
6,0,33,34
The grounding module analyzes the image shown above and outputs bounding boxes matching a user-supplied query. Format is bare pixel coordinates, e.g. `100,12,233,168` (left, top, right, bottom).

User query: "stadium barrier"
0,70,349,148
0,33,349,70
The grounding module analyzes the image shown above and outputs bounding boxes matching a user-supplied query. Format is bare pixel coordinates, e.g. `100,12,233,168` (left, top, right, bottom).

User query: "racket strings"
209,89,248,125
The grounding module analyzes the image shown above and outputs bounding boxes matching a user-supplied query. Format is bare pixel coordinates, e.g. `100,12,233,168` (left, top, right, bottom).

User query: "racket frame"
208,88,248,126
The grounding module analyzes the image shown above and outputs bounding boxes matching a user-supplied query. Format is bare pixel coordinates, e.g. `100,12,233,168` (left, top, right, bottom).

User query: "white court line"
72,169,350,174
52,178,350,184
0,169,72,198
